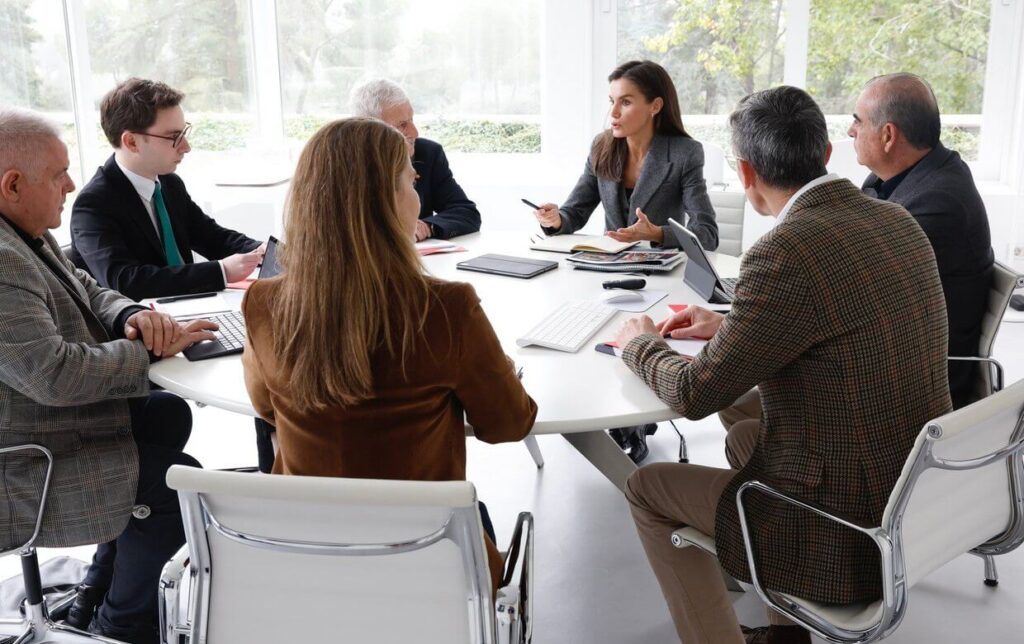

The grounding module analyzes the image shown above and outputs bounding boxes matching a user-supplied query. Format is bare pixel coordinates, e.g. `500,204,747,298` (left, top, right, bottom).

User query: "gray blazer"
0,217,150,550
549,134,719,250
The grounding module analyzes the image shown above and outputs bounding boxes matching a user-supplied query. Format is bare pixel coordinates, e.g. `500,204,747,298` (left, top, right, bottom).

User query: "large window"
275,0,541,153
617,0,992,164
808,0,990,159
81,0,258,164
1,0,79,242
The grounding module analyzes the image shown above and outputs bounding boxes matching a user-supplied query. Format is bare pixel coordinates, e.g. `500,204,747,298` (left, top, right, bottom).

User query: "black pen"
521,198,542,210
155,292,218,304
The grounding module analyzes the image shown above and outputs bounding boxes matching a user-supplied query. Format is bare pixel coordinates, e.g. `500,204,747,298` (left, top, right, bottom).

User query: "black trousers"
83,392,199,643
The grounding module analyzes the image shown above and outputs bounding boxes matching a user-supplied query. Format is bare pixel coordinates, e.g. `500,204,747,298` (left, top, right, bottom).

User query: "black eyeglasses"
132,122,192,148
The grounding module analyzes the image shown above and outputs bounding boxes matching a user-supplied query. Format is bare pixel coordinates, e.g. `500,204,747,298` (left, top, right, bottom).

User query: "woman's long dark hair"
591,60,689,181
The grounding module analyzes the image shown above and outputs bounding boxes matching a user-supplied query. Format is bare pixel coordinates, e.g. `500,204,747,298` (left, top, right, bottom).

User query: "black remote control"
602,278,647,290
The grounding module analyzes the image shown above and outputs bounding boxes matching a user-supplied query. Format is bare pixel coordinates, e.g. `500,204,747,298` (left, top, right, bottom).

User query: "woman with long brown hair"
532,60,719,463
241,117,537,586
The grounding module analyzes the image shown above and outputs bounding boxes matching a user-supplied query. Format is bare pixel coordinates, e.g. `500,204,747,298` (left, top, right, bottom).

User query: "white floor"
4,320,1024,642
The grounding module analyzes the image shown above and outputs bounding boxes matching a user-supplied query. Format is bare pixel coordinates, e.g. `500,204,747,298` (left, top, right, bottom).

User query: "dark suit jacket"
413,138,480,239
548,133,719,250
624,180,951,604
70,155,261,300
0,216,151,549
862,144,994,408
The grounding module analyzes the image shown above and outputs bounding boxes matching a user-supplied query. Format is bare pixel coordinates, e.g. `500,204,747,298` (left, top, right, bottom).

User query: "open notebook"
530,234,638,254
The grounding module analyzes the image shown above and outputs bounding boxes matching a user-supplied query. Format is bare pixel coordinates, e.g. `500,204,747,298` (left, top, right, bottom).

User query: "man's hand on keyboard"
162,319,220,358
615,315,658,348
125,310,181,357
657,305,723,340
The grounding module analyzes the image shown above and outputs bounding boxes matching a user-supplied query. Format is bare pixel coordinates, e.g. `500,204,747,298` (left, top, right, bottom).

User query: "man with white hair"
350,79,481,240
0,109,215,644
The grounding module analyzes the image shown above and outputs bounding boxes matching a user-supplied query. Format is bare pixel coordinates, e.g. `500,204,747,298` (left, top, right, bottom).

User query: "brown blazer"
624,179,951,604
241,276,538,586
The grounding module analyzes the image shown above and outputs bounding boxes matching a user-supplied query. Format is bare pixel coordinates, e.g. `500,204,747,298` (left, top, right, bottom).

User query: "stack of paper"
416,239,467,256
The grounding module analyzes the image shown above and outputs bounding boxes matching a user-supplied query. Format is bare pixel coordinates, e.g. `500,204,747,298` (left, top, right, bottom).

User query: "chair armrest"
158,544,192,644
947,355,1004,391
734,481,897,642
0,444,54,556
737,481,879,537
496,512,534,644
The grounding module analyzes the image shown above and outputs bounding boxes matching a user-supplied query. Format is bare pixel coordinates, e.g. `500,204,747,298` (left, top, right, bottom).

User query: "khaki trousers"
626,387,795,643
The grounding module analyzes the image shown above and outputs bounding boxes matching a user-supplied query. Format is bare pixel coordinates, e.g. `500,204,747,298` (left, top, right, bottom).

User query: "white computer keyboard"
516,301,618,353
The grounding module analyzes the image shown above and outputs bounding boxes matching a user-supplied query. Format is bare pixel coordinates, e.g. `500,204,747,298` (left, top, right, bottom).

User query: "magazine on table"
566,249,684,273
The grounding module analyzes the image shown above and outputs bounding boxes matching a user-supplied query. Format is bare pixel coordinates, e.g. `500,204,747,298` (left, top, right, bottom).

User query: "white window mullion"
783,0,810,88
249,0,284,147
61,0,100,182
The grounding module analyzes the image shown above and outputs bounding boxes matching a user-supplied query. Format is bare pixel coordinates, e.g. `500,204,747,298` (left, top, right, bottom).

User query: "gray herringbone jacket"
624,179,951,604
0,216,150,550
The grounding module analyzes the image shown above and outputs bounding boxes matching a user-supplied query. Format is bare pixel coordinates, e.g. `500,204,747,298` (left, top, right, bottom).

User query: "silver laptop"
668,219,736,304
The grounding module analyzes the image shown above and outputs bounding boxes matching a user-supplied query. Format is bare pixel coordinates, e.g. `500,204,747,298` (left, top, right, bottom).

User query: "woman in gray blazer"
533,60,718,252
533,60,719,462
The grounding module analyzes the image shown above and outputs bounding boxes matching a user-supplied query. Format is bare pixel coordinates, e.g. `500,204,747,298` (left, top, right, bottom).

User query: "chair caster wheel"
984,579,998,587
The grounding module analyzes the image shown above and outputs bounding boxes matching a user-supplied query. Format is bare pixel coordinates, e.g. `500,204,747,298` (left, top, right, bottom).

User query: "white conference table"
149,230,740,490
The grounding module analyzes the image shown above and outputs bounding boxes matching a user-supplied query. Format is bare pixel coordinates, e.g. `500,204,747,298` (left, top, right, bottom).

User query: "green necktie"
152,182,184,266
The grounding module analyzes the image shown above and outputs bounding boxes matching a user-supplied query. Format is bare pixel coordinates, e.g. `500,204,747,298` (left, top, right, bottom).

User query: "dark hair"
100,78,184,148
591,60,689,181
729,86,829,190
866,73,940,150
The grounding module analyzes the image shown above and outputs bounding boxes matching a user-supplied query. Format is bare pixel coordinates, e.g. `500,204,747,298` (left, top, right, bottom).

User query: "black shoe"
64,584,105,630
89,618,160,644
626,429,650,464
642,423,658,436
608,427,630,449
740,625,811,644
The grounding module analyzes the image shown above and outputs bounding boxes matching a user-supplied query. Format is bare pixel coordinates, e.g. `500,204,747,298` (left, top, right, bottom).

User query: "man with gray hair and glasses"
613,87,950,643
350,78,481,241
0,109,215,643
850,72,994,410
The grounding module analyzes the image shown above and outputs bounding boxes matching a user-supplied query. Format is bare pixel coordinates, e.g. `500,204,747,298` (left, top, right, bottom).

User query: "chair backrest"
709,190,745,257
825,138,871,187
700,141,726,186
973,261,1024,398
166,467,496,644
882,378,1024,587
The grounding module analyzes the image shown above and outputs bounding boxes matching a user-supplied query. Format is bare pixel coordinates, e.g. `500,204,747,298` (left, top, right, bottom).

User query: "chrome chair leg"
983,553,999,587
669,420,688,463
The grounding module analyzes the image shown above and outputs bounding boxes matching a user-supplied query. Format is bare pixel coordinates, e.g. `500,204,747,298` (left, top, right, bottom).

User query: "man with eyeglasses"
70,78,264,301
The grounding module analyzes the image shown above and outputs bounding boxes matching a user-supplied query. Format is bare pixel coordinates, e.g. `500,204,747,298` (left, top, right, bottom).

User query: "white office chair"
159,467,533,644
708,190,745,258
0,444,125,643
701,141,727,187
671,376,1024,643
949,261,1024,403
826,139,871,187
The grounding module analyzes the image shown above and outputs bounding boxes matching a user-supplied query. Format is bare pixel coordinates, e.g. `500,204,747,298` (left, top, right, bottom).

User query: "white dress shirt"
114,156,228,284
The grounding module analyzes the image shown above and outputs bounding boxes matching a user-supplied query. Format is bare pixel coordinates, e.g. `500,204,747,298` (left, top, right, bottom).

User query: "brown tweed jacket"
0,217,150,550
623,179,951,604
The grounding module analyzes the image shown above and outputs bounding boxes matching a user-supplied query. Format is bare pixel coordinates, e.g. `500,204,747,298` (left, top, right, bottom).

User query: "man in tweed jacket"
0,110,215,644
616,88,950,644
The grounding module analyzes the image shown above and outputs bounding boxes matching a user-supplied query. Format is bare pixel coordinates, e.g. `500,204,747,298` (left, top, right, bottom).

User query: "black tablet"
456,254,558,279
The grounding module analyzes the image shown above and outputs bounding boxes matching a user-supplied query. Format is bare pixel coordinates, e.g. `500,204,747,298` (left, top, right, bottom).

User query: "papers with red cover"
416,239,467,256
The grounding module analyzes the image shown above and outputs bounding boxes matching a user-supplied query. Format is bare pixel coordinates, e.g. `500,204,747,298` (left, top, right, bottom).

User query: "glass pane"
808,0,990,160
80,0,257,165
617,0,786,171
0,0,80,244
618,0,786,115
275,0,541,153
